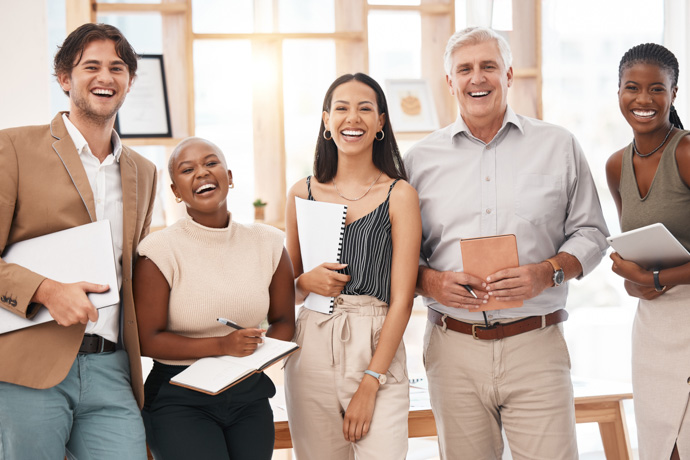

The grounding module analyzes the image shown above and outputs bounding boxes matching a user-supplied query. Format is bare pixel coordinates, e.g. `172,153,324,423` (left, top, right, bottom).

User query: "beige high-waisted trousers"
284,295,409,460
423,314,578,460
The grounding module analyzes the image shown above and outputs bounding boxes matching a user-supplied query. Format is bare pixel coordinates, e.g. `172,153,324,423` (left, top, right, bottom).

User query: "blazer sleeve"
0,131,46,318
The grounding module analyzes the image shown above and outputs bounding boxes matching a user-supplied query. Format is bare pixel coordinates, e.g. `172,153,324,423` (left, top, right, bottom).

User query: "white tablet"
607,222,690,269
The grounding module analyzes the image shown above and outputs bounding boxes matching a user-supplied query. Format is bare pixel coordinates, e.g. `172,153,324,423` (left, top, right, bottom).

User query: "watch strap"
653,270,664,292
545,257,564,286
545,257,562,272
364,369,385,384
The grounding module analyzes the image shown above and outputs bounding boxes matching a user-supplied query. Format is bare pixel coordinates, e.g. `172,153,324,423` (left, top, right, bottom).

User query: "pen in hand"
217,317,244,330
217,317,264,347
462,285,478,299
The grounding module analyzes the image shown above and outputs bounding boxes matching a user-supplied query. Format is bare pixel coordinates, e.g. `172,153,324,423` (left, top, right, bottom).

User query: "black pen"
462,285,478,299
217,317,244,330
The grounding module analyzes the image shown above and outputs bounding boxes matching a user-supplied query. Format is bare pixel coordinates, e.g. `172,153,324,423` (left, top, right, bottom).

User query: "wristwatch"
545,258,565,287
364,369,387,385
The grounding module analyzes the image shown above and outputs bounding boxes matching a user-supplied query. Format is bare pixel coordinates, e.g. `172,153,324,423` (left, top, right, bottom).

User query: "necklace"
632,125,674,158
332,171,383,201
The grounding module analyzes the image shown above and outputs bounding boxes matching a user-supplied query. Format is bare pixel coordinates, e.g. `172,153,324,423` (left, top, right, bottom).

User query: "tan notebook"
460,234,523,311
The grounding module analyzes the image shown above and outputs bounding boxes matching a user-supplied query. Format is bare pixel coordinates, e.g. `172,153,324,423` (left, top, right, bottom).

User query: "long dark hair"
619,43,684,129
314,73,407,183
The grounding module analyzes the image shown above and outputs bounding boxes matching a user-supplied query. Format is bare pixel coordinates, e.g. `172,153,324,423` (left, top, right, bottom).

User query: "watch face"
378,374,387,385
554,269,565,286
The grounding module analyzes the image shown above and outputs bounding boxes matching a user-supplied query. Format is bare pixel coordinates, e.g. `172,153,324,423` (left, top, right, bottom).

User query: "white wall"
0,0,52,129
665,1,690,121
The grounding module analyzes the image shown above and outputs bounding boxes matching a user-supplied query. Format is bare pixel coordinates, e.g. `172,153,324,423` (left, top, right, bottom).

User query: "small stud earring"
175,196,182,203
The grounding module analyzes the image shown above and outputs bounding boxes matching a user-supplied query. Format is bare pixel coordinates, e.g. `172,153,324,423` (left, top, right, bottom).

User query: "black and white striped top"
307,176,398,304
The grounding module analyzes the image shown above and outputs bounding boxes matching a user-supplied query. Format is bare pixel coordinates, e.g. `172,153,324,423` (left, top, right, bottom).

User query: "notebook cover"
460,234,523,311
294,197,348,314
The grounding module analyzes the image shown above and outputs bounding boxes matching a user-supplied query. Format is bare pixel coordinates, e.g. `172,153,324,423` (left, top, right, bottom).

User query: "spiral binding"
329,204,348,314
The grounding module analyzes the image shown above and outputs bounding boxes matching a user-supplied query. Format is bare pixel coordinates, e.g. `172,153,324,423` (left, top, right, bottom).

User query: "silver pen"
217,317,244,330
462,284,478,299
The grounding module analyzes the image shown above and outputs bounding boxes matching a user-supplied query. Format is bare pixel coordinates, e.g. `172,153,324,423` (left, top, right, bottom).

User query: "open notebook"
294,197,347,314
170,337,299,395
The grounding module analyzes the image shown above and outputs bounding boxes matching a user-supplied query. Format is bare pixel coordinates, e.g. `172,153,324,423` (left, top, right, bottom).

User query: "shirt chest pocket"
514,173,563,226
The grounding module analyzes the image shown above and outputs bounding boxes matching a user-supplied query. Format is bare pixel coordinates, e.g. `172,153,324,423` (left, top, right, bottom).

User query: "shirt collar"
62,113,122,161
449,105,524,144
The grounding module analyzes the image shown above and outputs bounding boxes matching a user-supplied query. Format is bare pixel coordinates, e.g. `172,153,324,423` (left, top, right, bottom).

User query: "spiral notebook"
295,197,347,314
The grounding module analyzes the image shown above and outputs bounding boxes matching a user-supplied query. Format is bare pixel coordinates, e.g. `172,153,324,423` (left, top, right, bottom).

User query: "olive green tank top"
619,129,690,251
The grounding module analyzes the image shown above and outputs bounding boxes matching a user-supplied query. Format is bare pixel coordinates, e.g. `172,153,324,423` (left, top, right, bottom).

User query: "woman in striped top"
284,73,422,459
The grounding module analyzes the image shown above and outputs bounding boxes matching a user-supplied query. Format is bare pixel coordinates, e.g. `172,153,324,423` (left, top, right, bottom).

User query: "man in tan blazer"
0,23,156,460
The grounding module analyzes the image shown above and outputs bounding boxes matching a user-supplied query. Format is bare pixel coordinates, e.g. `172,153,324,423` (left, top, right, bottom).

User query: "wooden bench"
272,379,633,459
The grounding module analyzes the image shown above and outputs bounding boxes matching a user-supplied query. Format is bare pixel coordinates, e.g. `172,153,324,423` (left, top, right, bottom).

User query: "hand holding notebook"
460,234,523,311
294,197,348,314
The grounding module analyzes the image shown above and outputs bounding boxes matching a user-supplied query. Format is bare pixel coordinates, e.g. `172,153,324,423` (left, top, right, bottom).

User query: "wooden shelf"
193,32,364,41
366,4,452,14
94,2,187,15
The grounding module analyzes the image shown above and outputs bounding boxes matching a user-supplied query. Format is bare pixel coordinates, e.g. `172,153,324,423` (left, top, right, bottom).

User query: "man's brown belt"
427,308,568,340
79,334,117,354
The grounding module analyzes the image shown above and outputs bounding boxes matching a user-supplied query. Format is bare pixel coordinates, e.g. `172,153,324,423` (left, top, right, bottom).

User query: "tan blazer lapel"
49,113,97,222
119,148,138,279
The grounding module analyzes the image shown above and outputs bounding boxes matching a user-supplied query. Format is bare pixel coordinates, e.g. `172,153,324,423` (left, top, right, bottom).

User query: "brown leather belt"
427,308,568,340
79,334,117,354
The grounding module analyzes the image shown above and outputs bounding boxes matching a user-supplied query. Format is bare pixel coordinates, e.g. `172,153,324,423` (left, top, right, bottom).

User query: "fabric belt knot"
316,306,351,371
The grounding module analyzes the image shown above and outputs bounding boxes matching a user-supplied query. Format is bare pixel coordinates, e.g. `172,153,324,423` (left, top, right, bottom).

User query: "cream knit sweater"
137,213,284,365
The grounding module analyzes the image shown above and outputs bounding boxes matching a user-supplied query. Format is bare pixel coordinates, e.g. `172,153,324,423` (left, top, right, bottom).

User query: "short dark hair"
314,73,407,183
54,23,139,95
619,43,683,129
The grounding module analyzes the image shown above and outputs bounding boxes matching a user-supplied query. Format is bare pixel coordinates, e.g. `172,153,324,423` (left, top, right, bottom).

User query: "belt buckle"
471,324,480,340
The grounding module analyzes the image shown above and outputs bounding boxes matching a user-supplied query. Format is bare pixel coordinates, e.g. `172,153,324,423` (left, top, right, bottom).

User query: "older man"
404,27,609,459
0,23,156,459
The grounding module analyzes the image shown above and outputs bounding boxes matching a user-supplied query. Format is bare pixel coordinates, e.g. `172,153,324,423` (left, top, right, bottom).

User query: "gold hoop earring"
175,196,182,203
375,131,385,141
323,130,332,141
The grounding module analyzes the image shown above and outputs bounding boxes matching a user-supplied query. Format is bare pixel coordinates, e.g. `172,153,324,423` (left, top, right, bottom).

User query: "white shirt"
63,114,123,343
404,106,609,321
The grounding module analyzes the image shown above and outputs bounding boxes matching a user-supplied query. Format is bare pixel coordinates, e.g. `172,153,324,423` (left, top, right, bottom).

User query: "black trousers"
142,361,276,460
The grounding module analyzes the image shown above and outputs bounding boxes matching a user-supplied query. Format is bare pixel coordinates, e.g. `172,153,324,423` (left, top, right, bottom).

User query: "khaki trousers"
284,295,409,460
423,314,578,460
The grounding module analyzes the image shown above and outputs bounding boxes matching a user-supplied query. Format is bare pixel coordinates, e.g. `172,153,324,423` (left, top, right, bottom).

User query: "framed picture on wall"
115,54,172,138
385,79,440,132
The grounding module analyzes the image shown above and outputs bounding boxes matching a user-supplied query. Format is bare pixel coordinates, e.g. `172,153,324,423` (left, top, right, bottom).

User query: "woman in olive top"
606,43,690,460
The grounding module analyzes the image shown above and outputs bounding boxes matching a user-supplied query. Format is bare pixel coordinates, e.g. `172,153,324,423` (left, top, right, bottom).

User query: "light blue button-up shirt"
404,106,609,321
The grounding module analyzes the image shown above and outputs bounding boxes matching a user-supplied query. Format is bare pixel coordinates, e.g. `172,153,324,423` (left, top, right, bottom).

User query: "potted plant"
253,198,267,221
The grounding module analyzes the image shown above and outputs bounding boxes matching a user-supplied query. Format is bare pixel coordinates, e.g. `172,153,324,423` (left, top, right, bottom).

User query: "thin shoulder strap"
386,179,400,201
306,175,314,200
